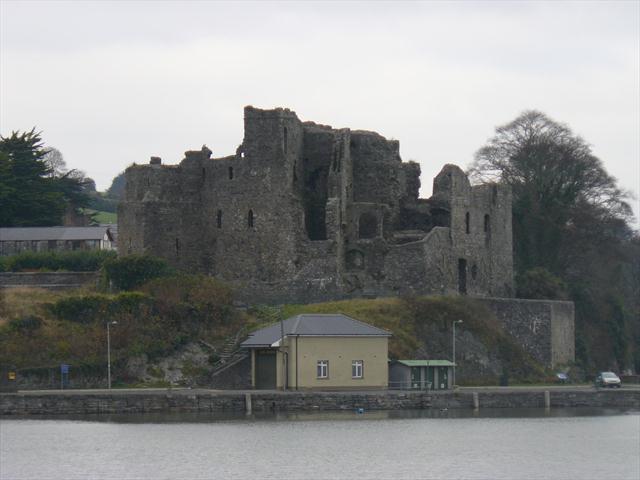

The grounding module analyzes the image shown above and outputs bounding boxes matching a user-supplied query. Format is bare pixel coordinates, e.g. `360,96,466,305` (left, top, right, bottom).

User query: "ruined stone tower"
119,106,514,304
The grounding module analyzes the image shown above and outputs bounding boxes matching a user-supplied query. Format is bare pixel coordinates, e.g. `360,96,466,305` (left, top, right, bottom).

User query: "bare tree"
42,147,67,177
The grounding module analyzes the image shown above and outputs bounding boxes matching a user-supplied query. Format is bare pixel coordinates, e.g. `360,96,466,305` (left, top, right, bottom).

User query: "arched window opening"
293,160,298,183
283,127,288,153
240,151,245,158
465,212,470,234
175,238,180,257
492,185,498,205
228,166,234,180
217,210,222,229
248,209,254,228
359,213,378,239
202,168,206,180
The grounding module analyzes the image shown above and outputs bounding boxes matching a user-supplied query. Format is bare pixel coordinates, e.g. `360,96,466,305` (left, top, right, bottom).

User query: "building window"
217,210,222,229
465,212,470,234
248,209,254,228
175,238,180,257
228,166,234,180
317,360,328,379
352,360,363,379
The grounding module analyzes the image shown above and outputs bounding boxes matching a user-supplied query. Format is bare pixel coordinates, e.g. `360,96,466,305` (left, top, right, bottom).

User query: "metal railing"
388,380,432,391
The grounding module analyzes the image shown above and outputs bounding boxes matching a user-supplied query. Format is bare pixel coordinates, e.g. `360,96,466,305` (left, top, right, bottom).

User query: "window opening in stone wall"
248,209,254,228
293,160,298,183
346,249,365,270
458,258,467,294
484,214,491,246
175,238,180,257
202,168,206,180
228,167,234,180
283,127,288,153
358,213,378,239
492,185,498,205
304,167,329,240
465,212,470,234
240,151,245,158
471,264,478,280
217,210,222,229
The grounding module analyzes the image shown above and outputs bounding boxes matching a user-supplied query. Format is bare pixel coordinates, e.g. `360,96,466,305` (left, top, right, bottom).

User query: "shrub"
1,250,116,272
8,315,43,334
48,292,151,324
103,254,173,291
48,294,112,323
516,267,569,300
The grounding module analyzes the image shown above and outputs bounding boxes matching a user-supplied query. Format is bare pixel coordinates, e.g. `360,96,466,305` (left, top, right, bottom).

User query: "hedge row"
0,250,117,272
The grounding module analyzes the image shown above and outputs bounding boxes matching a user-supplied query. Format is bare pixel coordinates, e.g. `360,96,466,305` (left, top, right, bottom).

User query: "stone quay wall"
1,389,637,416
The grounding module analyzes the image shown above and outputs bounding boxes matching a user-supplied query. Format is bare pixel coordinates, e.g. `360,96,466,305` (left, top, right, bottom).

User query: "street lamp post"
452,320,463,388
107,320,118,389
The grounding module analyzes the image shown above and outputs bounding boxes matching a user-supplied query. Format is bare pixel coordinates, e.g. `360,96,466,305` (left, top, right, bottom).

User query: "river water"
1,408,638,480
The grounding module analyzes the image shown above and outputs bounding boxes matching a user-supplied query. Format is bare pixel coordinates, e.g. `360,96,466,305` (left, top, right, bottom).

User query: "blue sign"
60,364,70,375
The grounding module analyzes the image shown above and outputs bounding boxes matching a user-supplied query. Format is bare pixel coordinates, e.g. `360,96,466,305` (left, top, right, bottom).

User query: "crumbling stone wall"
119,106,514,304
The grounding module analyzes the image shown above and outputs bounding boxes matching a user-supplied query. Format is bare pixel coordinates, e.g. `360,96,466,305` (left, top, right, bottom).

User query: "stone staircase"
207,327,249,379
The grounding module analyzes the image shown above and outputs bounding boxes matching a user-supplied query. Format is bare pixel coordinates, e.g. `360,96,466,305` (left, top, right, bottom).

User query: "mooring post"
473,392,479,411
544,390,551,409
245,393,252,415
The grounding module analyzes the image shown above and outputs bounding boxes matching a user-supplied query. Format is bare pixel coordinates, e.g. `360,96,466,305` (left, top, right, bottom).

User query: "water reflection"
12,406,639,424
2,409,638,480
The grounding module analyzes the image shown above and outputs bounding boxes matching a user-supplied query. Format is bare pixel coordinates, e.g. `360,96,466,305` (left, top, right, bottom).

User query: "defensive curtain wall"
118,106,574,367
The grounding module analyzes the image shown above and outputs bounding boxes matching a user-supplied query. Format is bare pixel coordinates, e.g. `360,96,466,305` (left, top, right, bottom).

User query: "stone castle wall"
119,106,514,305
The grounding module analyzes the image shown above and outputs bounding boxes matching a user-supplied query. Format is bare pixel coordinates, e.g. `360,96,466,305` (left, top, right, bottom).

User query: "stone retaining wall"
0,272,99,290
1,389,637,416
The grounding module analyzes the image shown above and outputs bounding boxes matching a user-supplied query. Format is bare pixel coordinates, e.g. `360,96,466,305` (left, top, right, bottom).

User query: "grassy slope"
92,211,117,224
0,286,546,383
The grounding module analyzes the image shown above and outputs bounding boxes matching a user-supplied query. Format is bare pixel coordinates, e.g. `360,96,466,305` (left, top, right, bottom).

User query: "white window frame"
317,360,329,379
352,360,364,379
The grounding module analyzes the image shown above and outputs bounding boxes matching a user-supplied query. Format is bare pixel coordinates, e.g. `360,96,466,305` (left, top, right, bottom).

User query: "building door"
411,367,421,389
255,350,277,389
427,367,435,390
438,367,449,389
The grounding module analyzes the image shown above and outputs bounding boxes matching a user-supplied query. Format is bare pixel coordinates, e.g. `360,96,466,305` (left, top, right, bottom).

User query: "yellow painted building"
241,314,391,390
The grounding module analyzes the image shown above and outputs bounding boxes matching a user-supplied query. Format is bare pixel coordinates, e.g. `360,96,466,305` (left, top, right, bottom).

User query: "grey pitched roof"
241,313,392,348
0,226,113,242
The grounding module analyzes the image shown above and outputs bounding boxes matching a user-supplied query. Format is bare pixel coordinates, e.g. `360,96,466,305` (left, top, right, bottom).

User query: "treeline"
0,128,126,226
469,111,639,373
0,130,92,227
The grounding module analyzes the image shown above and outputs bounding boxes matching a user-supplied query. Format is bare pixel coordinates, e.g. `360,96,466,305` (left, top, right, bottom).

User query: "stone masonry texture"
119,106,514,304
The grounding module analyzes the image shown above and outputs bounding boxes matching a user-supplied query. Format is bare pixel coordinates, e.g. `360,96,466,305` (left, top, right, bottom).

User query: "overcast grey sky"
1,0,638,222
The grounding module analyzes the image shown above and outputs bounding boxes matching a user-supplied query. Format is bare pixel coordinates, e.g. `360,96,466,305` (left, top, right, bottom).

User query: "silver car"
595,372,622,388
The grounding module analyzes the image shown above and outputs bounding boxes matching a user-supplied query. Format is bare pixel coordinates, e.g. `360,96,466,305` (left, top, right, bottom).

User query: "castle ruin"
119,106,514,305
